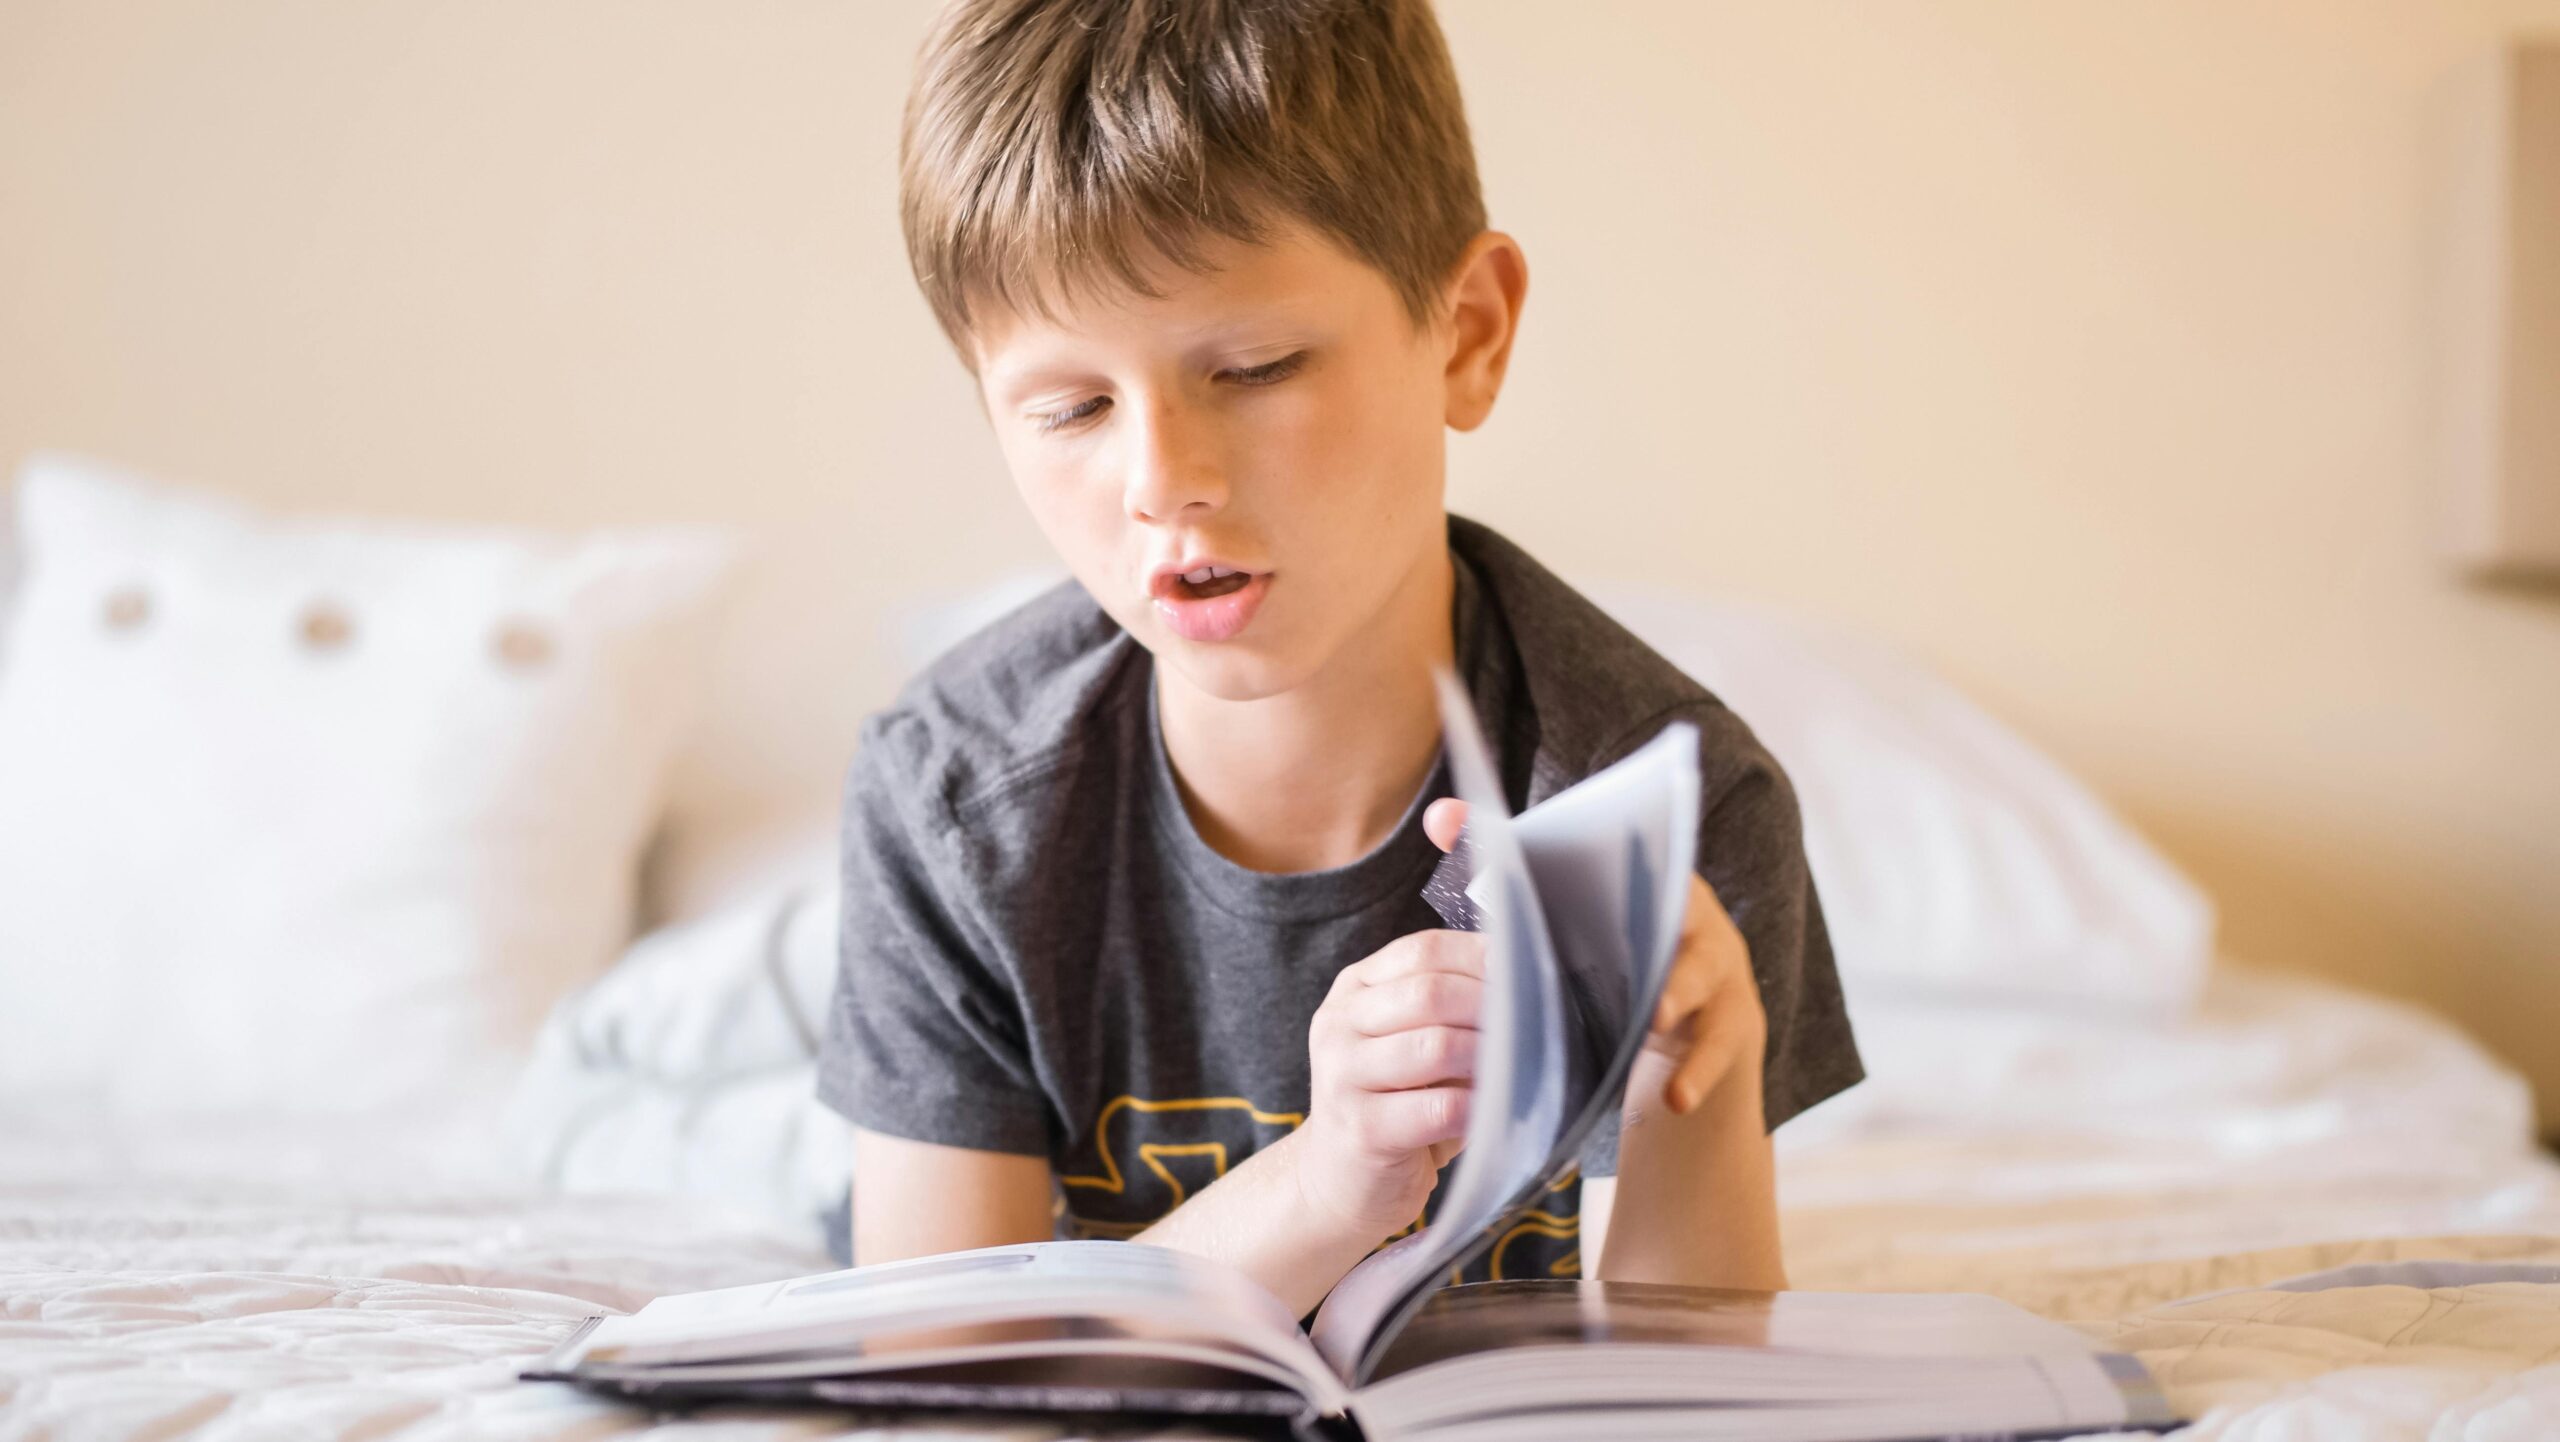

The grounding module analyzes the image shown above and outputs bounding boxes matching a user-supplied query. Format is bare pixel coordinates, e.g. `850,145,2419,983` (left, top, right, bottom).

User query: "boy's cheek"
1004,462,1125,593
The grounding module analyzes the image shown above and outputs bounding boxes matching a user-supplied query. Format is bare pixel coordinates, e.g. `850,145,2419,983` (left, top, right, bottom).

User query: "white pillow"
634,567,1071,931
0,454,735,1120
504,837,847,1246
1584,584,2214,1017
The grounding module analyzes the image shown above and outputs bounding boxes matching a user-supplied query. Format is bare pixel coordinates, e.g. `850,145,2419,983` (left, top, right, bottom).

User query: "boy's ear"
1441,231,1529,433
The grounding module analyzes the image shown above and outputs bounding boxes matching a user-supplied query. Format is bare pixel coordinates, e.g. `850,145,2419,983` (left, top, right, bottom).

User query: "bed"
2,466,2555,1440
1783,968,2560,1433
5,965,2556,1441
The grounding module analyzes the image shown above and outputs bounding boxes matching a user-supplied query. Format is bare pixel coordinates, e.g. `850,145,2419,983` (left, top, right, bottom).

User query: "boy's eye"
1218,350,1309,387
1025,352,1303,433
1033,395,1111,434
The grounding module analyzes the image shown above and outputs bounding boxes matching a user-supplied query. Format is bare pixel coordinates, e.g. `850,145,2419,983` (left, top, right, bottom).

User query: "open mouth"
1169,565,1253,601
1149,561,1271,644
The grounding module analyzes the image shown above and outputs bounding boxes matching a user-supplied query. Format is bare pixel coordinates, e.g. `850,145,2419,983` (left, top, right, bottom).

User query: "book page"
1350,1283,2165,1441
1309,674,1701,1384
567,1333,1314,1395
1306,671,1567,1381
551,1239,1348,1410
1510,721,1698,1093
1367,1282,2113,1377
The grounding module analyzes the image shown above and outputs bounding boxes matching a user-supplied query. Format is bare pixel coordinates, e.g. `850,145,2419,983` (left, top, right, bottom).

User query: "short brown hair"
900,0,1486,356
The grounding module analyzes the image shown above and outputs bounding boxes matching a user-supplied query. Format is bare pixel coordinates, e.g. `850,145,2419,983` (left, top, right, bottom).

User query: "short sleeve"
815,720,1052,1156
1577,707,1864,1178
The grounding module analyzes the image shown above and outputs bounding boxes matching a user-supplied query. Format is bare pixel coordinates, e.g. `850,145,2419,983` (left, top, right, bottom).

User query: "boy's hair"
900,0,1485,356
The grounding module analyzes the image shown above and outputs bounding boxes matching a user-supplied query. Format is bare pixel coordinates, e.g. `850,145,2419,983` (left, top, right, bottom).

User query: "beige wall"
3,2,2557,1122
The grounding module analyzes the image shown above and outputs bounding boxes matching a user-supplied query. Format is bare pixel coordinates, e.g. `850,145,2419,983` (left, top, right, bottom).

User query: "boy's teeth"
1185,567,1213,584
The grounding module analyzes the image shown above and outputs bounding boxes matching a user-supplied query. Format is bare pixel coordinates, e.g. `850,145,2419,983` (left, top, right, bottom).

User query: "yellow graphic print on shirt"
1057,1094,1584,1281
1059,1095,1303,1237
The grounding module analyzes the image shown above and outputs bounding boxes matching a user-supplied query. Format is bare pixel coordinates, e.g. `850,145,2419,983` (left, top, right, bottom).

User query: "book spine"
1290,1405,1366,1442
517,1315,606,1382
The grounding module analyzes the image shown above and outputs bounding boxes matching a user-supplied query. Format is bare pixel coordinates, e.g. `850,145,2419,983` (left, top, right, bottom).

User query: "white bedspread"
5,969,2557,1441
1780,968,2560,1438
0,1186,827,1440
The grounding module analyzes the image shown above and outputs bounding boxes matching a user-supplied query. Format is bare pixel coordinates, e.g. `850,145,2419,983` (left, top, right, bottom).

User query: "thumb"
1423,798,1468,854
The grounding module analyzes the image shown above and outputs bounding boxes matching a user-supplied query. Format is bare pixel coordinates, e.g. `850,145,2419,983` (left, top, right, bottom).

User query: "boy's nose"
1121,400,1228,523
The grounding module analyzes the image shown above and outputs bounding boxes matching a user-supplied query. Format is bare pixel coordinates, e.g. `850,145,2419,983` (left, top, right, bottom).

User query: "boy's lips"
1148,561,1271,644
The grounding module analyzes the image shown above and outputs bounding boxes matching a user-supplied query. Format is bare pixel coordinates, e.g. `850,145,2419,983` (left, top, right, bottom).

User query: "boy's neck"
1157,543,1456,875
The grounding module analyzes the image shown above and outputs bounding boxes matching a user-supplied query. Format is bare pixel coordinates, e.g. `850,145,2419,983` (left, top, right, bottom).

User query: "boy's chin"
1148,638,1319,705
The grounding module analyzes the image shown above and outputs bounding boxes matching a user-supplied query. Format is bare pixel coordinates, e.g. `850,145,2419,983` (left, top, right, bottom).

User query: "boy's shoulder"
1448,516,1760,799
853,576,1144,824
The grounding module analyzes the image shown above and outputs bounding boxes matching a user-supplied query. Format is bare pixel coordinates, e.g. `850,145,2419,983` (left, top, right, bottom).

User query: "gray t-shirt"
818,516,1862,1283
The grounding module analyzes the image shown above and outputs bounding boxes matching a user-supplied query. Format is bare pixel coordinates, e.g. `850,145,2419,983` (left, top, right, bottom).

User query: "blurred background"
1,0,2555,1130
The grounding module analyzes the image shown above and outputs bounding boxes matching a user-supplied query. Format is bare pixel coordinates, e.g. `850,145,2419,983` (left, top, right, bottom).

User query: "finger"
1666,1037,1718,1114
1653,880,1747,1034
1666,997,1758,1113
1650,949,1719,1036
1680,876,1745,961
1360,1085,1472,1154
1341,929,1485,989
1345,971,1484,1037
1675,877,1720,951
1423,798,1468,854
1427,1136,1466,1169
1656,935,1764,1041
1338,1025,1478,1092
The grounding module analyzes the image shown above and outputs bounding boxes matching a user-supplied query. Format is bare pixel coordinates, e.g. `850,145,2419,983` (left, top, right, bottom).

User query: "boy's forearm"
1132,1128,1402,1317
1134,1061,1785,1306
1593,1045,1787,1290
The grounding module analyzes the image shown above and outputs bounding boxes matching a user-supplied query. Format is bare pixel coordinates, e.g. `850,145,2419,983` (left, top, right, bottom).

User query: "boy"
819,0,1861,1319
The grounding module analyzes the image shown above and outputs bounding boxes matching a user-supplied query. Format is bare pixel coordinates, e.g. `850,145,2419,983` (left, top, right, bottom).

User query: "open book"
526,675,2175,1442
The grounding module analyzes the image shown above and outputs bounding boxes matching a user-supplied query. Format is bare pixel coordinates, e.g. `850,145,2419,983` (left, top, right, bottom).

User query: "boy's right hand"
1291,928,1484,1243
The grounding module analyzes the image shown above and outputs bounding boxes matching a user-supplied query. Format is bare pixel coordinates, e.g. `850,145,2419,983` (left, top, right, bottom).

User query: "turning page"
1309,672,1701,1382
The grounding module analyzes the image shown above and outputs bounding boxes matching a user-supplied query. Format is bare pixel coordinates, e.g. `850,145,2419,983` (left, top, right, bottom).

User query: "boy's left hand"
1422,799,1764,1115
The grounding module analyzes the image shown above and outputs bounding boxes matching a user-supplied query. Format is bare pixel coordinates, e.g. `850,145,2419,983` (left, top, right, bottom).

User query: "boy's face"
971,224,1467,704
